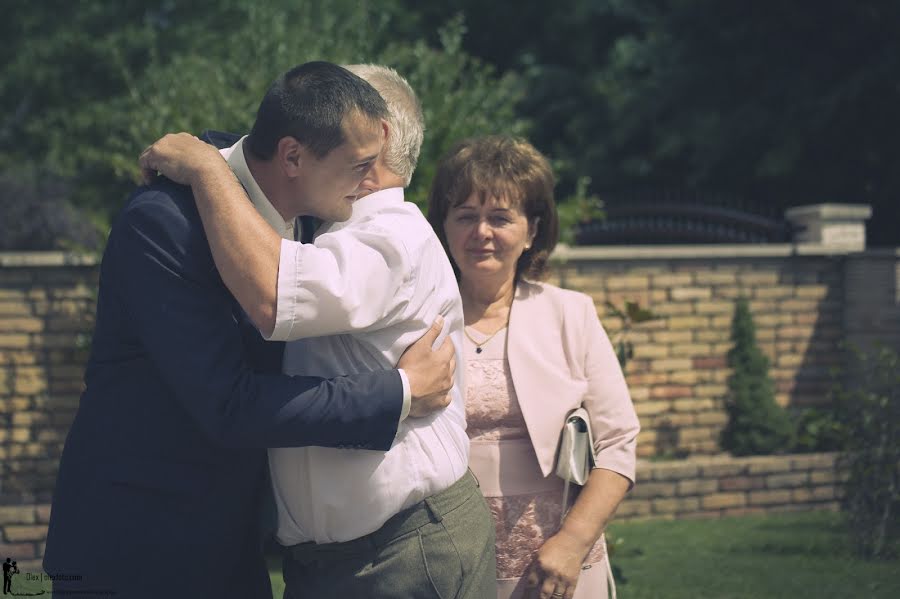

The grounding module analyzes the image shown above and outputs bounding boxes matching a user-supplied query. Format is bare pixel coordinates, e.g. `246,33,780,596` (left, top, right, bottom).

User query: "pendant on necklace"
476,347,483,354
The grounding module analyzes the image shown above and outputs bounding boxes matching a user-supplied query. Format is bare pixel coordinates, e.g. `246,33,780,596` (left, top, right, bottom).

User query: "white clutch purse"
554,407,618,599
555,407,596,485
555,407,596,521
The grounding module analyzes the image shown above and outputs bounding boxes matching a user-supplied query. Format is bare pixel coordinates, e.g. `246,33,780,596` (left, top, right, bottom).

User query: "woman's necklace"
462,285,514,354
464,321,508,354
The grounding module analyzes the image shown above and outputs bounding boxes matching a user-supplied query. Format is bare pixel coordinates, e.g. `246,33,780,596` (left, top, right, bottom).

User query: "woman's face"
444,192,536,285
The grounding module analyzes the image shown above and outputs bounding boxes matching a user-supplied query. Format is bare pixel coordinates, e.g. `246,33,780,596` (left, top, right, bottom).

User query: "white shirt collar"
220,136,296,240
321,187,406,235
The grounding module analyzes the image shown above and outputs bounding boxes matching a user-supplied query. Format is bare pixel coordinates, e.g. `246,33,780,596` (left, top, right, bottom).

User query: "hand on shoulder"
139,132,229,186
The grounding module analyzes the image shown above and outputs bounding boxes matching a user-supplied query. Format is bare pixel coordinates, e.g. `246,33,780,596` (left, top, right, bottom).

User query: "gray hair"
344,64,424,186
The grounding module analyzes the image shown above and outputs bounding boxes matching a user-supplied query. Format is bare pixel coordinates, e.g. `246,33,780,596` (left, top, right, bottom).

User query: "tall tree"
593,0,900,245
404,0,900,245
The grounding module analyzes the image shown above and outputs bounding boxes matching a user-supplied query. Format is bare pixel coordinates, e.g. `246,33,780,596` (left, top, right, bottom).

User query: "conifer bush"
720,296,793,455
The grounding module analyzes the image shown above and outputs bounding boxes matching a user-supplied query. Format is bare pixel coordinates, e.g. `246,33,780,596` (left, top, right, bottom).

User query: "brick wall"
618,453,842,521
1,244,897,567
1,254,96,506
0,504,51,571
544,244,900,459
1,254,96,570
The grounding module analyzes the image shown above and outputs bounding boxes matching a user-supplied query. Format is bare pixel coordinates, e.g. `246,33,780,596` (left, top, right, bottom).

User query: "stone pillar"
785,203,872,251
843,249,900,355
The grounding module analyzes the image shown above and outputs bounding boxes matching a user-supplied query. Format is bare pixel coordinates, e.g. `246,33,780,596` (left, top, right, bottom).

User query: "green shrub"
603,299,659,372
720,296,793,455
792,407,845,453
833,345,900,559
556,175,604,245
0,167,103,252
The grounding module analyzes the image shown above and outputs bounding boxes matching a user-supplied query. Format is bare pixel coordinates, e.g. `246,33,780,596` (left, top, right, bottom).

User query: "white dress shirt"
220,137,412,413
221,138,468,544
270,186,469,544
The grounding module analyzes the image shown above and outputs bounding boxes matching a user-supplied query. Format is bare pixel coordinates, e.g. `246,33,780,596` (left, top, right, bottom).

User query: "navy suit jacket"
43,133,402,597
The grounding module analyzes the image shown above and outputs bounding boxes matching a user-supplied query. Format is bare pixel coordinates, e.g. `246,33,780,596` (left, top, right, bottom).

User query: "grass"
604,510,900,599
264,511,898,598
2,571,52,595
8,511,895,597
270,555,285,598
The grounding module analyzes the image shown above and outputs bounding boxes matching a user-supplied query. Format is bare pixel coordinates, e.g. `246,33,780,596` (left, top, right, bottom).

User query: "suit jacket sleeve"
579,293,640,485
108,185,402,450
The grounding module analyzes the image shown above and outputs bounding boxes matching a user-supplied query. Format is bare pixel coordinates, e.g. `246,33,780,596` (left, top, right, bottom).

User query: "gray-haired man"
140,65,495,598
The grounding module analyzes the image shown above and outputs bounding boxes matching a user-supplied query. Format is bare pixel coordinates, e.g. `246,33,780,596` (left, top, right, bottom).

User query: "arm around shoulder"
111,190,402,450
268,228,410,341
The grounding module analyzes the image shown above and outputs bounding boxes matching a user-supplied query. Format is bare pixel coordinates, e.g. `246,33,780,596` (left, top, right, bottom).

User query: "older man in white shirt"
140,65,495,598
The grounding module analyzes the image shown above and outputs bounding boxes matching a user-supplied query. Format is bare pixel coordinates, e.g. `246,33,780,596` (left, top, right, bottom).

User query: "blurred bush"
0,168,103,252
791,407,845,454
833,345,900,559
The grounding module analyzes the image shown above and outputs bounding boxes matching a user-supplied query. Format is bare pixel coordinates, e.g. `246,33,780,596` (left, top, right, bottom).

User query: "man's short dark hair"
245,61,388,160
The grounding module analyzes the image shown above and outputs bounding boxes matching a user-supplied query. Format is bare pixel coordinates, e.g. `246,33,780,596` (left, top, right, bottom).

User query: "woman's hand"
524,528,592,599
525,468,632,598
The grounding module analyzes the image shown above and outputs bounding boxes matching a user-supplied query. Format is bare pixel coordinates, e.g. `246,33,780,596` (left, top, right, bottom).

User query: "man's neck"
355,166,406,202
356,185,404,202
243,145,297,221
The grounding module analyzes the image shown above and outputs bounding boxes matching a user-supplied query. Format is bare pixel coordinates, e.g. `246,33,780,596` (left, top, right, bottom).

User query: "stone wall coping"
637,452,838,472
0,252,99,267
784,203,873,221
2,247,897,268
549,243,887,261
845,247,900,259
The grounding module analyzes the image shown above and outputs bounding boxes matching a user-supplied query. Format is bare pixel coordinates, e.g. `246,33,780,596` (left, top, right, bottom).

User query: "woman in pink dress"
427,136,640,599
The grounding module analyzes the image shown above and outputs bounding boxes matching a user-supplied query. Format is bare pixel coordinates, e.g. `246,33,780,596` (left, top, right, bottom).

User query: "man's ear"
276,136,305,177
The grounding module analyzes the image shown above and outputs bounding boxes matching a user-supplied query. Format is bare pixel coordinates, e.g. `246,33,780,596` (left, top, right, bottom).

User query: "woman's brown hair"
426,136,559,281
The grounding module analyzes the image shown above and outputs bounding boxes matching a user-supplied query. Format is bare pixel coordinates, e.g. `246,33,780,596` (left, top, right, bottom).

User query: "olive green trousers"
282,470,496,599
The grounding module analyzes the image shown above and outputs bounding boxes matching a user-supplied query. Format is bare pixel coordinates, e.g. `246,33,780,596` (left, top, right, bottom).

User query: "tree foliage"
7,1,899,246
2,0,526,242
404,0,900,245
595,1,900,241
721,297,793,456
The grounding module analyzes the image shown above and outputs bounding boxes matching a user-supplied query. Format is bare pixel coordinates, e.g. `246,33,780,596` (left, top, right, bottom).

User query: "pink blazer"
507,280,640,484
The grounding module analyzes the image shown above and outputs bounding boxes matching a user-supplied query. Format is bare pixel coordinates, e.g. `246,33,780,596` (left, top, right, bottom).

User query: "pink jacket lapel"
507,281,589,477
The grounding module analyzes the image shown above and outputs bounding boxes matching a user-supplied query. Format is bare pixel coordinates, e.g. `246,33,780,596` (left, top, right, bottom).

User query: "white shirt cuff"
397,369,411,422
265,238,299,341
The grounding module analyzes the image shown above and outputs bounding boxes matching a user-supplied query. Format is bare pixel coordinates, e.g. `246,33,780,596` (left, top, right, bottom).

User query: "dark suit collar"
199,129,242,150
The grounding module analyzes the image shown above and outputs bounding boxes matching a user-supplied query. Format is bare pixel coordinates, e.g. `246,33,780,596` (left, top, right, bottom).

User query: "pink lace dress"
465,327,609,599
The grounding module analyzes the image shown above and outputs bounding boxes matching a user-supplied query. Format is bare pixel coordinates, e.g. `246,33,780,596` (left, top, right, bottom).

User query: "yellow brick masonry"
1,260,95,511
616,453,844,521
557,252,856,459
3,244,898,566
0,504,52,571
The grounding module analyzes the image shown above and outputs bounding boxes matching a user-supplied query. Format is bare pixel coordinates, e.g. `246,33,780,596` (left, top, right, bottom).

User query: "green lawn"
9,511,895,597
270,555,285,598
604,511,900,599
265,511,898,598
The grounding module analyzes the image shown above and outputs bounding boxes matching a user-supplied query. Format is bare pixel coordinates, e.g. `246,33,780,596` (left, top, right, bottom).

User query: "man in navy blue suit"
43,62,456,598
